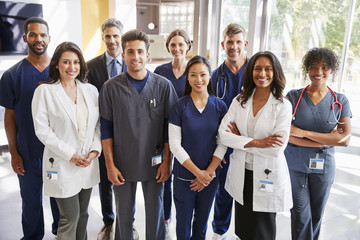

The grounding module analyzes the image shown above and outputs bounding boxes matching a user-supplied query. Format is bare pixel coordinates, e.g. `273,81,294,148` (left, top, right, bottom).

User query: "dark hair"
302,47,340,79
24,17,49,34
101,18,123,34
237,51,285,106
184,55,214,96
46,42,88,84
165,29,192,54
223,23,246,41
121,29,150,52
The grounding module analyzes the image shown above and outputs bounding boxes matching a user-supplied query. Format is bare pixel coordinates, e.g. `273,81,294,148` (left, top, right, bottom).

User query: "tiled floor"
0,134,360,240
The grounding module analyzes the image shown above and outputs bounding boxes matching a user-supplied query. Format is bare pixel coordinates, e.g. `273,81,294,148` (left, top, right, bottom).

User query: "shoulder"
209,95,228,110
154,62,171,73
211,65,221,78
1,59,26,79
87,53,105,66
80,81,98,93
149,71,171,85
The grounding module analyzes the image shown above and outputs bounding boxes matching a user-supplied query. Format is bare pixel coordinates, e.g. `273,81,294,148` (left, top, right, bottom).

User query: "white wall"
0,0,82,76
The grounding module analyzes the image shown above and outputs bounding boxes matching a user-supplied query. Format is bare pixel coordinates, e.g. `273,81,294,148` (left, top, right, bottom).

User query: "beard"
28,42,48,55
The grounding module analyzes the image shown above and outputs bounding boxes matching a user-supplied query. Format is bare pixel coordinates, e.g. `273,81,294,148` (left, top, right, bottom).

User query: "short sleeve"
0,70,16,109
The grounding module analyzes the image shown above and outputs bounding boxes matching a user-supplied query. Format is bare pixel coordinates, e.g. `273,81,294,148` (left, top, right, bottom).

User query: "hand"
256,134,284,148
11,152,25,176
194,170,213,187
226,121,240,136
107,165,125,185
219,158,226,168
70,154,88,168
82,151,99,167
290,125,305,138
190,179,205,192
156,161,171,183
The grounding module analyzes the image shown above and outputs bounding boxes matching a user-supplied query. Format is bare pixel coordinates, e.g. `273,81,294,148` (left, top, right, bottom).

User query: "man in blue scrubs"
0,17,59,240
99,29,178,240
210,23,249,240
86,18,128,240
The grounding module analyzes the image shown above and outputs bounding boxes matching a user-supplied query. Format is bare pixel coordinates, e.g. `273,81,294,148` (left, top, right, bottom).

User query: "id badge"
152,155,162,166
46,170,58,181
309,153,324,170
259,180,274,192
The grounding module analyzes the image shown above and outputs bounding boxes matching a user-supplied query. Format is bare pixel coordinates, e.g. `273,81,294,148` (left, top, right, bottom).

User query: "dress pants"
18,157,59,240
56,188,92,240
212,157,233,235
289,169,334,240
235,169,276,240
98,152,114,226
174,177,219,240
113,179,165,240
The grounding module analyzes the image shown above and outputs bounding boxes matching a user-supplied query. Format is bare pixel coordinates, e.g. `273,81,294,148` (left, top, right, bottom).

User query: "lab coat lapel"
53,81,78,129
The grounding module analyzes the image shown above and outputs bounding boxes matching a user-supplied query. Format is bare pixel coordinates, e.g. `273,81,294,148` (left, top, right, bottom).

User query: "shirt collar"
105,51,123,66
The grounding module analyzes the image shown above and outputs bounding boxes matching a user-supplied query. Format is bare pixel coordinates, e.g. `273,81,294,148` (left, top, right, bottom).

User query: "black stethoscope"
215,62,227,100
292,85,344,124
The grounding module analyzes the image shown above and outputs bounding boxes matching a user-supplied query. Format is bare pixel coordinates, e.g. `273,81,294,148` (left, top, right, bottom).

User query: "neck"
26,52,50,68
61,78,76,88
107,50,121,59
127,69,147,80
172,57,186,68
253,87,271,100
225,55,246,73
190,91,209,100
308,82,328,93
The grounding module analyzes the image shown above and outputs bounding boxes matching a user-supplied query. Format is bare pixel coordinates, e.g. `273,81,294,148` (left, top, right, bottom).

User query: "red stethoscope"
292,85,344,124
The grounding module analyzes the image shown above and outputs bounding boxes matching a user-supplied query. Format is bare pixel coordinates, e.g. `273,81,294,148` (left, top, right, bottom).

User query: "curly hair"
302,47,340,79
237,51,285,107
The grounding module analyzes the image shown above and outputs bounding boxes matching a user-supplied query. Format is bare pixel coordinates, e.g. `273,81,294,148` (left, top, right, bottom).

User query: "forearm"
206,155,221,173
182,158,202,177
301,129,350,146
289,136,325,147
101,138,115,169
4,109,19,155
163,142,171,165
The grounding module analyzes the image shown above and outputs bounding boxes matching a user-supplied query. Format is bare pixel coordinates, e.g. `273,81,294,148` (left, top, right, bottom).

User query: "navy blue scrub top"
285,88,352,174
169,94,228,180
0,59,48,160
154,61,186,98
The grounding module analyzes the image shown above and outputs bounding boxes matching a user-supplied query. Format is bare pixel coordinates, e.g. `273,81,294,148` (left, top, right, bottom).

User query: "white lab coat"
32,80,101,198
219,92,293,212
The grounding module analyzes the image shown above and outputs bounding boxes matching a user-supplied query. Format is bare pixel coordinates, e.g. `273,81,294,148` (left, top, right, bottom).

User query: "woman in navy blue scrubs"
154,29,192,234
169,55,227,240
285,48,352,240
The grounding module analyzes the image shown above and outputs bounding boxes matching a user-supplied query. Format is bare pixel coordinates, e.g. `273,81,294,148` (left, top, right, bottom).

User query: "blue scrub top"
285,88,352,173
154,61,186,98
169,94,228,180
211,60,248,108
0,58,48,160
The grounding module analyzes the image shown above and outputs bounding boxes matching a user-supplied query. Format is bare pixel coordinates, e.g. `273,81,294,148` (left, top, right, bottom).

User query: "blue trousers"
174,177,219,240
98,152,114,226
289,169,334,240
212,158,233,235
163,172,173,221
18,157,59,240
113,179,165,240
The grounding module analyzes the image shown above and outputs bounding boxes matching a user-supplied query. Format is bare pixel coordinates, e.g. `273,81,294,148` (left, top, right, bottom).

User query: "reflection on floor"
0,135,359,240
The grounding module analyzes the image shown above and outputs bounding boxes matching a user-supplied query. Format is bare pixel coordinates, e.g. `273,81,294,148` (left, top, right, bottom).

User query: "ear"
221,41,225,50
244,41,248,47
121,52,125,61
23,34,27,43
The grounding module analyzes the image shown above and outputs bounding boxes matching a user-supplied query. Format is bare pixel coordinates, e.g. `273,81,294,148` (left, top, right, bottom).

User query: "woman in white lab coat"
32,42,101,240
218,51,292,240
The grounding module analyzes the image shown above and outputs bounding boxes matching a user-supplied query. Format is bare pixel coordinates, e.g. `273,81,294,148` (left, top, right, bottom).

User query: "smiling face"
252,56,274,90
221,32,247,62
122,40,149,76
23,22,50,56
307,59,333,86
57,51,80,82
102,26,122,58
168,35,188,60
187,63,210,94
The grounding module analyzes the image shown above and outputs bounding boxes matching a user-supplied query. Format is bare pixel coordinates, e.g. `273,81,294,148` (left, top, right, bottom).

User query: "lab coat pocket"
149,100,164,121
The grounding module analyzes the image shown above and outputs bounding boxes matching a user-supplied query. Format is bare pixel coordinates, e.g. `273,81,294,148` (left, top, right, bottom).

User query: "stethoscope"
292,85,344,124
215,62,227,100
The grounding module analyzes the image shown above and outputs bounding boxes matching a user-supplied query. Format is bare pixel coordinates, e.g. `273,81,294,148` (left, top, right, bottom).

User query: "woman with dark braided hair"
285,47,352,240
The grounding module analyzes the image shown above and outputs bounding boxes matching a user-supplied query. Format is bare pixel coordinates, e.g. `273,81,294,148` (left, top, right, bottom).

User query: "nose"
259,68,266,76
69,62,75,69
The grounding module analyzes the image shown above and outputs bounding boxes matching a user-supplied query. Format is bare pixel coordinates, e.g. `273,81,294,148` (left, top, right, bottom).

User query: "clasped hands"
70,151,98,167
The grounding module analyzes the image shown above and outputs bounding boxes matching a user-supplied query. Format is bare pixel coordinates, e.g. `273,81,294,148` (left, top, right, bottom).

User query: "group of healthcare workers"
0,15,352,240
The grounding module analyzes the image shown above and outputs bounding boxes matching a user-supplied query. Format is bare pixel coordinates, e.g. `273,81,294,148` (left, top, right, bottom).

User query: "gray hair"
223,23,246,41
101,18,123,34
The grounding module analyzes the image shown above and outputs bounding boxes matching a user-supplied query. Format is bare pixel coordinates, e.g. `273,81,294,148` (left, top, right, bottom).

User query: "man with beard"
210,23,249,240
0,17,59,239
86,18,130,240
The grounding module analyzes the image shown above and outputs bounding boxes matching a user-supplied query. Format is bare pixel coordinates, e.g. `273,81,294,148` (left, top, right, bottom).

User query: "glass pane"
220,0,251,62
267,0,350,91
343,0,360,127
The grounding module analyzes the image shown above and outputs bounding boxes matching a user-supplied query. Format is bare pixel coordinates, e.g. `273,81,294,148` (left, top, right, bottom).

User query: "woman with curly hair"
218,51,293,240
285,47,352,240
